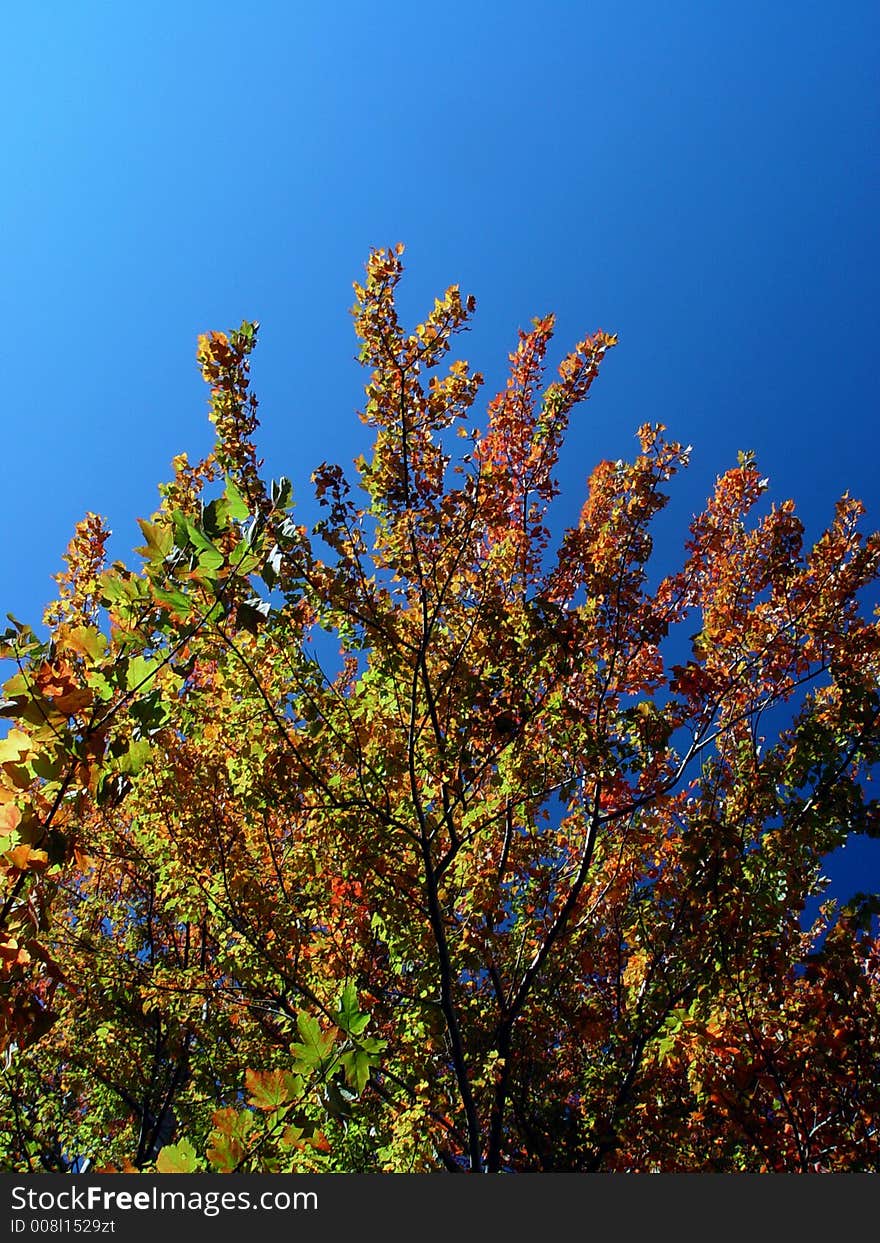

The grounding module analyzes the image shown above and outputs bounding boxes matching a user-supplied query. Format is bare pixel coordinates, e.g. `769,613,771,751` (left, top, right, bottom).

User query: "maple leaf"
206,1107,253,1172
245,1068,304,1112
155,1139,199,1174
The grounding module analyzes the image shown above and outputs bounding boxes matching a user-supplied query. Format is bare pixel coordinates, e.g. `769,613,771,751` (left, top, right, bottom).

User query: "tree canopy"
2,246,879,1173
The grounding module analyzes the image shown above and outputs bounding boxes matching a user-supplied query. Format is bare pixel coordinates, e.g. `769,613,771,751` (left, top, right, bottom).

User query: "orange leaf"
4,844,48,872
0,803,21,833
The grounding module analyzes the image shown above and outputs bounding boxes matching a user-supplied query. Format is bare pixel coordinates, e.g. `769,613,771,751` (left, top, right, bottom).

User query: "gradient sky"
3,2,879,898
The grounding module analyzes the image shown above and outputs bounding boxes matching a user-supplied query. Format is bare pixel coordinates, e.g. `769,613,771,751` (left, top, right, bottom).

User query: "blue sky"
3,2,879,895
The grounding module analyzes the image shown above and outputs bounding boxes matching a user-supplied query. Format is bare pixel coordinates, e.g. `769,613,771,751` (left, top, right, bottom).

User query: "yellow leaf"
4,844,48,871
0,730,31,765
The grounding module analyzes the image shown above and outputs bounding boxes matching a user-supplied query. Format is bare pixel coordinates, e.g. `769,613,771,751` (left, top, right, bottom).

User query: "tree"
1,245,879,1173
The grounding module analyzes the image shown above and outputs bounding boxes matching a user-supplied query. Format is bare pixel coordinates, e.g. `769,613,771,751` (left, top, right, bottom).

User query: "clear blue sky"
3,2,879,895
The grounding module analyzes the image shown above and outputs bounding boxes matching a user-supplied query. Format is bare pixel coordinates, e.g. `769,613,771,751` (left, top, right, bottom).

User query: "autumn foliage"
1,246,879,1172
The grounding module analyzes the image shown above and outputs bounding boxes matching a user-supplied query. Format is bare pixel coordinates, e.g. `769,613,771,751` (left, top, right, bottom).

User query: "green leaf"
224,477,250,522
111,738,152,776
337,981,370,1037
151,584,193,621
125,654,159,692
155,1138,199,1173
183,518,224,571
202,498,229,539
130,690,170,733
291,1012,335,1070
98,573,129,607
229,540,263,578
339,1048,373,1095
196,549,224,576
